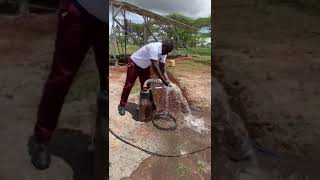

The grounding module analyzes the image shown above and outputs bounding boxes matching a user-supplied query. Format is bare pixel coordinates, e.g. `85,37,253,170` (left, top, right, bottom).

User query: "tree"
164,13,211,51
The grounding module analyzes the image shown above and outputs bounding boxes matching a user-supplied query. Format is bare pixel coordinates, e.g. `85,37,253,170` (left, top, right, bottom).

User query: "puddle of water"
166,83,191,113
163,83,209,134
184,114,209,134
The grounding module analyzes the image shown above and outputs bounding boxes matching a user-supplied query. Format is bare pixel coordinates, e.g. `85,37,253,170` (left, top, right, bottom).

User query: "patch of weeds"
190,47,211,56
196,161,206,175
66,73,99,102
169,56,211,75
131,83,140,94
177,163,188,176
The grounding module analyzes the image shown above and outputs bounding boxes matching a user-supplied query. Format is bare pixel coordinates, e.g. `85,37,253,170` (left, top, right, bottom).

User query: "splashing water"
184,114,209,134
163,83,209,134
166,83,190,113
165,86,169,112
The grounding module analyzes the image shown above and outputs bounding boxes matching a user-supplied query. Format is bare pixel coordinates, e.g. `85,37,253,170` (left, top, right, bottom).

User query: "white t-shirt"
76,0,107,23
131,42,167,69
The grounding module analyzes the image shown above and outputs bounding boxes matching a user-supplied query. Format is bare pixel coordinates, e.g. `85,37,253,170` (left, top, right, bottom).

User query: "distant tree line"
116,13,211,49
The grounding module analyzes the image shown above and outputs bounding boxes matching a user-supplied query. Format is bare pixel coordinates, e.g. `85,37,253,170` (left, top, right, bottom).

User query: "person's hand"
164,81,171,87
163,80,169,86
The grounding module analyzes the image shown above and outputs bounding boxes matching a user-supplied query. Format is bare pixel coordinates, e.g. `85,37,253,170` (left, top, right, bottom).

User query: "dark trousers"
33,0,107,143
120,58,151,107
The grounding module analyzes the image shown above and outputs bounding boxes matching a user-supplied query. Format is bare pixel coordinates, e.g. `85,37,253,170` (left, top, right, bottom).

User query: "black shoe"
152,103,157,111
28,138,51,170
118,105,125,116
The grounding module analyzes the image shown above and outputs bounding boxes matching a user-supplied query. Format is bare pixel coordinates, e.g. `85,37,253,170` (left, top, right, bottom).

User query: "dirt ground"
0,14,101,180
214,1,320,179
108,56,211,180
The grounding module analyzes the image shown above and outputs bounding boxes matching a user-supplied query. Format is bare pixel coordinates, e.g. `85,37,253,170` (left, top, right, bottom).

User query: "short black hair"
162,40,174,52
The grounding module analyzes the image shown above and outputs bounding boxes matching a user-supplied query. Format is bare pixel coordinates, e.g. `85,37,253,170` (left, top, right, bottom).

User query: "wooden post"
143,16,148,45
123,9,127,56
111,3,119,66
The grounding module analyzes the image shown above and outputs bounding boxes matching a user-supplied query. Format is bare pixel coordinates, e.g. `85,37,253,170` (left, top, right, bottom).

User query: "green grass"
172,47,211,56
186,47,211,56
196,161,206,175
66,73,99,102
109,44,140,56
177,163,188,176
127,45,140,54
131,83,141,94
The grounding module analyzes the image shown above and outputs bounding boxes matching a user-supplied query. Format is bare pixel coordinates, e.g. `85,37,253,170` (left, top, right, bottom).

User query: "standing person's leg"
118,59,140,115
89,14,108,180
29,0,91,170
91,18,107,92
138,67,151,90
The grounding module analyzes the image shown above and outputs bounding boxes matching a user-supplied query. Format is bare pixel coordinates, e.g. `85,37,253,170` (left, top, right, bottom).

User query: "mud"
130,150,211,180
213,0,320,179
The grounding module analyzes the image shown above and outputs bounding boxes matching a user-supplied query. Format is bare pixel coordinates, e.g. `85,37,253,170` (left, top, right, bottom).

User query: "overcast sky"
109,0,211,32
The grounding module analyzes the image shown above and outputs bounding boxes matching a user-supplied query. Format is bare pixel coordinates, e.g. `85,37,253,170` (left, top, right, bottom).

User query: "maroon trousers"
120,59,151,107
33,0,107,143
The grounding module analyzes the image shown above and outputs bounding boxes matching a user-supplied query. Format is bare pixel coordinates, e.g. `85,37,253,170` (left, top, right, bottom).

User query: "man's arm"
151,60,170,86
159,62,169,82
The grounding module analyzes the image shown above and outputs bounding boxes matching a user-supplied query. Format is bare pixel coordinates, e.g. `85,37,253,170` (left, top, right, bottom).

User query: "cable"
109,128,211,157
151,112,177,131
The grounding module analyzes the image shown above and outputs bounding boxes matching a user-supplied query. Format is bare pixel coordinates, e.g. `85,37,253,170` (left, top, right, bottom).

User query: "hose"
151,112,177,131
109,80,211,157
108,127,211,157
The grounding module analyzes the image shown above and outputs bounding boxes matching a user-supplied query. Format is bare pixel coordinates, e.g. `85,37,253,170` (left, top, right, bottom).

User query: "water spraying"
138,78,209,134
109,78,211,158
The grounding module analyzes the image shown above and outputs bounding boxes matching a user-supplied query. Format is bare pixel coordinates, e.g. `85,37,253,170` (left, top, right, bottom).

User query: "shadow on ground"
125,102,139,121
49,128,93,180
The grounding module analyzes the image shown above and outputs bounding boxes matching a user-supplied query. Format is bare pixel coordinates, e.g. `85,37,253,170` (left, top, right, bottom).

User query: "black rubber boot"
118,104,125,115
94,90,108,180
28,137,51,170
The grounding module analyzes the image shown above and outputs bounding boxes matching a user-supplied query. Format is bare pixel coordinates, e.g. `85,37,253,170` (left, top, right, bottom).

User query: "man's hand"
163,80,171,86
159,62,170,82
151,60,169,86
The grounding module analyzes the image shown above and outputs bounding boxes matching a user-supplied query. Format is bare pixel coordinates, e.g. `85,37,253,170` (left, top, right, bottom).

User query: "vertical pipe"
144,16,148,45
111,3,119,66
124,9,127,56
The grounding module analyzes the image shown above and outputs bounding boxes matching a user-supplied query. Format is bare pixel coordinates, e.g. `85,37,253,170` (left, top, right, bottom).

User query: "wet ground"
109,61,211,180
